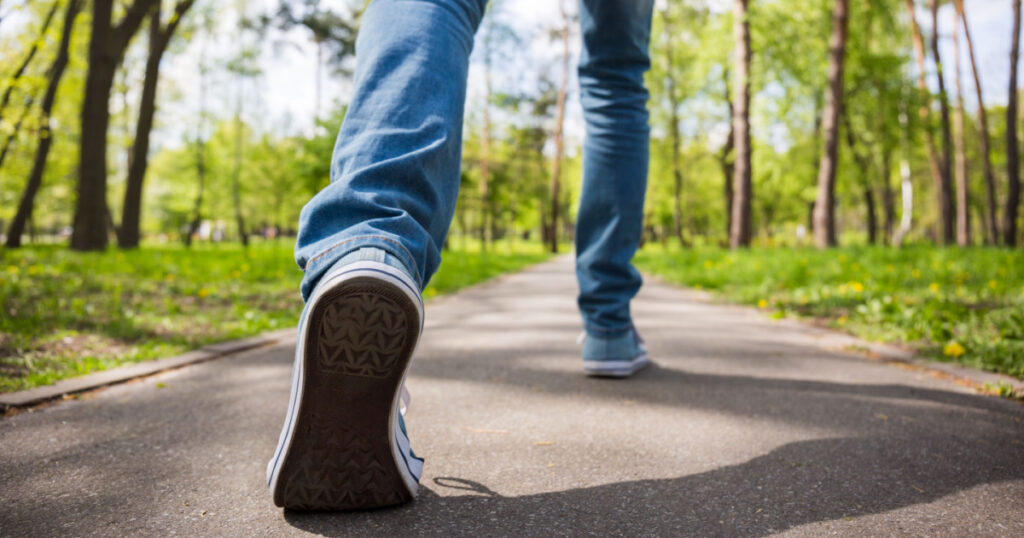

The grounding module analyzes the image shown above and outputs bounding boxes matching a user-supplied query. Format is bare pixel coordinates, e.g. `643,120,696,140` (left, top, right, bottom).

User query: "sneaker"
580,327,650,378
267,247,424,510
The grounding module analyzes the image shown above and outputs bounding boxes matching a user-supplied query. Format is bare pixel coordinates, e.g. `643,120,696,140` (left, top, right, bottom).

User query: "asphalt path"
2,255,1022,536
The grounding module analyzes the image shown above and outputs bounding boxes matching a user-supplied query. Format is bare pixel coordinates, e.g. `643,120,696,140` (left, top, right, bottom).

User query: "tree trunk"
5,0,83,248
812,0,849,248
1005,0,1022,246
864,185,878,244
186,29,209,248
548,0,570,254
929,0,955,244
718,68,735,241
843,110,877,246
954,0,998,244
0,0,58,123
662,7,686,247
119,0,195,249
902,0,949,245
894,102,914,246
185,136,206,247
881,149,896,243
729,0,753,248
71,0,157,251
951,12,970,245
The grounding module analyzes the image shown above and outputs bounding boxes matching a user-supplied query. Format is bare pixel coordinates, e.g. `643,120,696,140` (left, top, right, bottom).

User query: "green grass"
635,245,1024,380
0,240,550,392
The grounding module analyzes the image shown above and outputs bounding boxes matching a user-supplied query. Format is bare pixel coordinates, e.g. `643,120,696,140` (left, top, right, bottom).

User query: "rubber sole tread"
273,277,420,510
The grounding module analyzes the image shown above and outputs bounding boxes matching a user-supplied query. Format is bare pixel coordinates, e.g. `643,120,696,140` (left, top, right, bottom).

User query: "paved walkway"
2,256,1022,536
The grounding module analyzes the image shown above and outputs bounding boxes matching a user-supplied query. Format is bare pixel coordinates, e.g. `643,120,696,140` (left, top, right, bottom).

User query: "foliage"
0,241,550,392
636,245,1024,379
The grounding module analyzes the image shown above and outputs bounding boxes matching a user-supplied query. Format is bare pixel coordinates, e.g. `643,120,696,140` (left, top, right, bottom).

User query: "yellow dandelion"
837,315,848,325
988,280,998,291
6,265,17,274
197,288,211,298
943,341,966,358
757,299,768,309
928,282,940,293
849,281,864,293
703,260,714,269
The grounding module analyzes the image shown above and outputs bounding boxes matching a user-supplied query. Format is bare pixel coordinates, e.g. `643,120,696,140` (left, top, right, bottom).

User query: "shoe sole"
583,354,651,378
270,272,421,510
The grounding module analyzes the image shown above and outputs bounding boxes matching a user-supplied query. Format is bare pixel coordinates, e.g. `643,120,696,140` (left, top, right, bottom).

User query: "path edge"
0,328,297,411
642,272,1024,399
0,255,562,412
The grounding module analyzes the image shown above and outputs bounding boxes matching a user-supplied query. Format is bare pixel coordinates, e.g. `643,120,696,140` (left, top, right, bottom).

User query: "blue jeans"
295,0,654,338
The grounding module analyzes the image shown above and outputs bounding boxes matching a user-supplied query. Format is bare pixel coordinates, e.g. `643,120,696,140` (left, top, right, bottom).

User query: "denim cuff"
583,323,635,339
300,235,423,301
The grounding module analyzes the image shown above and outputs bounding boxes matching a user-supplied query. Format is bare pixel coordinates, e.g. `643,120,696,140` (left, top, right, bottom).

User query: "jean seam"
304,235,422,289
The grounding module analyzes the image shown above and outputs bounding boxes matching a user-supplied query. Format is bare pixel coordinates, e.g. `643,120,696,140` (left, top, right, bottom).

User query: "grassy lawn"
0,240,550,393
635,245,1024,384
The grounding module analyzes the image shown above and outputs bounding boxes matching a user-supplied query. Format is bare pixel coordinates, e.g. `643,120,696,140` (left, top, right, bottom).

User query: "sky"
235,0,1022,143
3,0,1022,150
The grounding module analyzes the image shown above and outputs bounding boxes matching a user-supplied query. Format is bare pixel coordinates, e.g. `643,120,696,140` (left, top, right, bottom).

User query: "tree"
478,10,495,250
273,0,359,119
902,0,949,245
729,0,752,248
0,93,35,171
952,0,997,244
928,0,954,244
951,6,969,245
661,6,686,246
812,0,850,248
5,0,84,248
0,0,58,124
718,70,735,242
1006,0,1022,246
228,0,262,247
548,0,570,254
118,0,196,249
71,0,159,251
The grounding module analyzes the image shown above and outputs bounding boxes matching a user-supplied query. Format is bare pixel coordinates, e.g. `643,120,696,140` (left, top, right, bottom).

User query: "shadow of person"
283,431,1023,536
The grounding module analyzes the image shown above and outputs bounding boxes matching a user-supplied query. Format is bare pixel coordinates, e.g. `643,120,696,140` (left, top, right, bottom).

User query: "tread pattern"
273,278,419,511
280,413,408,510
316,291,409,377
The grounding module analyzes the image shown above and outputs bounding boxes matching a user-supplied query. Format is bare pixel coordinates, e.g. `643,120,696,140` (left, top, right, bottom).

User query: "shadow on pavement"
283,431,1022,536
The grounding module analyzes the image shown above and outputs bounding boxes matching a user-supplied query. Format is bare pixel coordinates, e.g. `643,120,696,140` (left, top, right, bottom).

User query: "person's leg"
270,0,487,510
295,0,488,300
574,0,655,339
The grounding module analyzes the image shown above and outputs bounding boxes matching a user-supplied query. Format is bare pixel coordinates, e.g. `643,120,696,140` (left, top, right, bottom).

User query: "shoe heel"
273,277,420,510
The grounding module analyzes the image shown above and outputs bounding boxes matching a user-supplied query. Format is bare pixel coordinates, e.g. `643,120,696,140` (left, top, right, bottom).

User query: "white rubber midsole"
266,260,424,498
583,353,650,377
